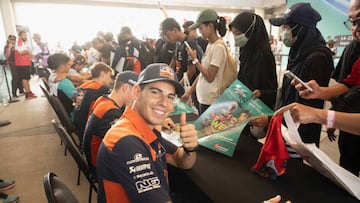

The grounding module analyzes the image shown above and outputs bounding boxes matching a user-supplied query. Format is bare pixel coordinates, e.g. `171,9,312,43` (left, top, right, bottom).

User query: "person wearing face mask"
229,12,277,110
251,3,333,147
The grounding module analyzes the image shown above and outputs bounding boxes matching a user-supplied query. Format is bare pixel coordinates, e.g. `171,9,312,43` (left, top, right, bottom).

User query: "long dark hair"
205,16,227,37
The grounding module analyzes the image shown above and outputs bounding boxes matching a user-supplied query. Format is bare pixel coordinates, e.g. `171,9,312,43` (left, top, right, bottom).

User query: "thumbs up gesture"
179,113,198,152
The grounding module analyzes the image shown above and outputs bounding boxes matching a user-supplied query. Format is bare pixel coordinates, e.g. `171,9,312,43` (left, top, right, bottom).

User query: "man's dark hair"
104,32,114,42
18,30,26,36
160,18,181,35
90,62,114,78
92,37,104,45
47,53,71,70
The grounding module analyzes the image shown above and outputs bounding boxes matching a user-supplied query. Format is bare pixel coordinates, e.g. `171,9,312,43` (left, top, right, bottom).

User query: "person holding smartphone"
252,3,334,147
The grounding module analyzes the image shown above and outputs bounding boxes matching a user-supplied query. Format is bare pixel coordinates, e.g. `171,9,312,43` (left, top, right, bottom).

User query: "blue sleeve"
58,79,76,99
106,136,171,203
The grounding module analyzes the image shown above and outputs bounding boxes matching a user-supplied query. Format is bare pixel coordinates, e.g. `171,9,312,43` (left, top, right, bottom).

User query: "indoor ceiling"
12,0,286,13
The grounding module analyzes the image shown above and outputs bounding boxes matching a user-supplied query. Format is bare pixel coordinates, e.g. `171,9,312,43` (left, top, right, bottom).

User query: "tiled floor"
0,76,341,202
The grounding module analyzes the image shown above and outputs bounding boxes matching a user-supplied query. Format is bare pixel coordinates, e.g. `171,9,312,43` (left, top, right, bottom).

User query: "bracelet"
192,58,199,65
326,110,335,129
183,145,199,155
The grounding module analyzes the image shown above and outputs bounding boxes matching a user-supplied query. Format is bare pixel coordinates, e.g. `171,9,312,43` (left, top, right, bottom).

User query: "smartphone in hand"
184,41,192,50
284,70,314,92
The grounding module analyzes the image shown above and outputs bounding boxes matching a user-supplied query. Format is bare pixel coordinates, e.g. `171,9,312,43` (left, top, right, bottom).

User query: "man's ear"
132,84,141,101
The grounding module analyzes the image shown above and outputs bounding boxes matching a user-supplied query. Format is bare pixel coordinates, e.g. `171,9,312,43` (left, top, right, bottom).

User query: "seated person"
67,55,91,87
83,71,138,177
73,62,113,142
47,53,76,118
96,63,198,202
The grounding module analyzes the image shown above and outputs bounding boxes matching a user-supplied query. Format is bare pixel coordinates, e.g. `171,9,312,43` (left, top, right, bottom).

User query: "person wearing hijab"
268,3,334,147
229,12,278,110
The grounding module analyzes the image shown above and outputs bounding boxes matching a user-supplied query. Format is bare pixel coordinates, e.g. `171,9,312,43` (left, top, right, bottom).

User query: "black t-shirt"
176,37,203,82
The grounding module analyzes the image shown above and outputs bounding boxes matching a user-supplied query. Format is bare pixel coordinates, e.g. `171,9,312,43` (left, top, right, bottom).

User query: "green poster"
195,80,274,157
162,80,274,157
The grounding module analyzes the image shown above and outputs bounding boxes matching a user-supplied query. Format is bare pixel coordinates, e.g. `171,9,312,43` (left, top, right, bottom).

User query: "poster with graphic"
195,80,273,157
162,80,274,157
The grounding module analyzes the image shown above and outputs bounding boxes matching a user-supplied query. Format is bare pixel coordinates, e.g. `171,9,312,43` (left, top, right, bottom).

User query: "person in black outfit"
182,21,208,53
327,0,360,176
268,3,334,147
229,12,278,110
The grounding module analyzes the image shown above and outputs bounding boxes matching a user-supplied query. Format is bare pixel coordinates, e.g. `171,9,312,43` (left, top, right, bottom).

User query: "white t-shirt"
196,39,226,105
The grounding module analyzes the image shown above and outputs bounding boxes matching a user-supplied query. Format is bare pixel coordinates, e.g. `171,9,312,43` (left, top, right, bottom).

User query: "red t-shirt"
343,57,360,86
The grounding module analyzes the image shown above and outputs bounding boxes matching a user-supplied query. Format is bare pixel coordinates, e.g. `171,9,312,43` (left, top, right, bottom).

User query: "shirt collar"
122,107,158,144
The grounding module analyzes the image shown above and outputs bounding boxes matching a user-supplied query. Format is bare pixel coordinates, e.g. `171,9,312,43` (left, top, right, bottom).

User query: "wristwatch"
192,58,199,65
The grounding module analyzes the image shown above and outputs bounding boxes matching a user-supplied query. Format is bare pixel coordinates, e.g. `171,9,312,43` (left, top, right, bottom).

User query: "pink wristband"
326,110,335,129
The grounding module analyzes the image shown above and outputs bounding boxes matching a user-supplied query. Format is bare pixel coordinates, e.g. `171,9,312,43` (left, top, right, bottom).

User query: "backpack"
214,40,238,93
138,41,154,70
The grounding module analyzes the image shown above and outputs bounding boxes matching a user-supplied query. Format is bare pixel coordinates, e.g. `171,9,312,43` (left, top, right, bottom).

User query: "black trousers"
338,131,360,176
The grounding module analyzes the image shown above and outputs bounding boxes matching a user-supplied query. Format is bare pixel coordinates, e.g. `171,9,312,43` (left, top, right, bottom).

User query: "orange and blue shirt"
83,95,124,177
74,80,109,141
97,107,178,203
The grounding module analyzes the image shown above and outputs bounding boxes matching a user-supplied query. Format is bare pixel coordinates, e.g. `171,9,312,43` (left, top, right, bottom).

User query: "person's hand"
292,79,321,100
252,89,261,99
263,195,292,203
275,102,324,124
186,47,197,61
161,118,176,133
179,113,198,151
249,115,269,127
180,90,191,103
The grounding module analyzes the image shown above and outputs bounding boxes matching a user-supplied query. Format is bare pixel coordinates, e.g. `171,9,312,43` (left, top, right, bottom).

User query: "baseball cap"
73,55,86,65
269,3,321,28
116,71,138,86
137,63,184,96
183,21,195,29
70,44,82,53
190,9,219,29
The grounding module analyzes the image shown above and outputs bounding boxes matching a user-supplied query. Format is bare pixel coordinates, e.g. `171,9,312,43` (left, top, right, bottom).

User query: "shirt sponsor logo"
135,177,161,193
126,153,150,165
129,163,151,174
214,143,229,152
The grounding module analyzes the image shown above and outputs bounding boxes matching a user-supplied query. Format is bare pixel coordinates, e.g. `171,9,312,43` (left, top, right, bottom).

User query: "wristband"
192,58,199,65
326,110,335,129
183,145,199,155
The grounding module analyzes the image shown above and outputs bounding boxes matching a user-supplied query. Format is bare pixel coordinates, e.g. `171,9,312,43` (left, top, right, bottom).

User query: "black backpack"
138,41,154,70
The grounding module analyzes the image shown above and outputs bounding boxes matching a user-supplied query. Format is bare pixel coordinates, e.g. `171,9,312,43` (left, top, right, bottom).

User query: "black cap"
269,3,321,28
137,63,184,96
70,44,82,53
182,21,195,29
116,71,138,86
73,55,86,65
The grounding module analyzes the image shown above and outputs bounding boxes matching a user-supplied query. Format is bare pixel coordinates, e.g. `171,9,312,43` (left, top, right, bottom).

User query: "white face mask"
282,25,299,47
233,16,256,48
234,34,249,47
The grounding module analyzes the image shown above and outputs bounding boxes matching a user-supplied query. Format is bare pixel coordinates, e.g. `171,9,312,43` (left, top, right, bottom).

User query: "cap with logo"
190,9,219,29
116,71,138,86
73,55,86,65
269,3,321,28
137,63,184,96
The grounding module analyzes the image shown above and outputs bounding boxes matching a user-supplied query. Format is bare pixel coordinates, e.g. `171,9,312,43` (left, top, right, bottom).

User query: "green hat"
190,9,219,29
